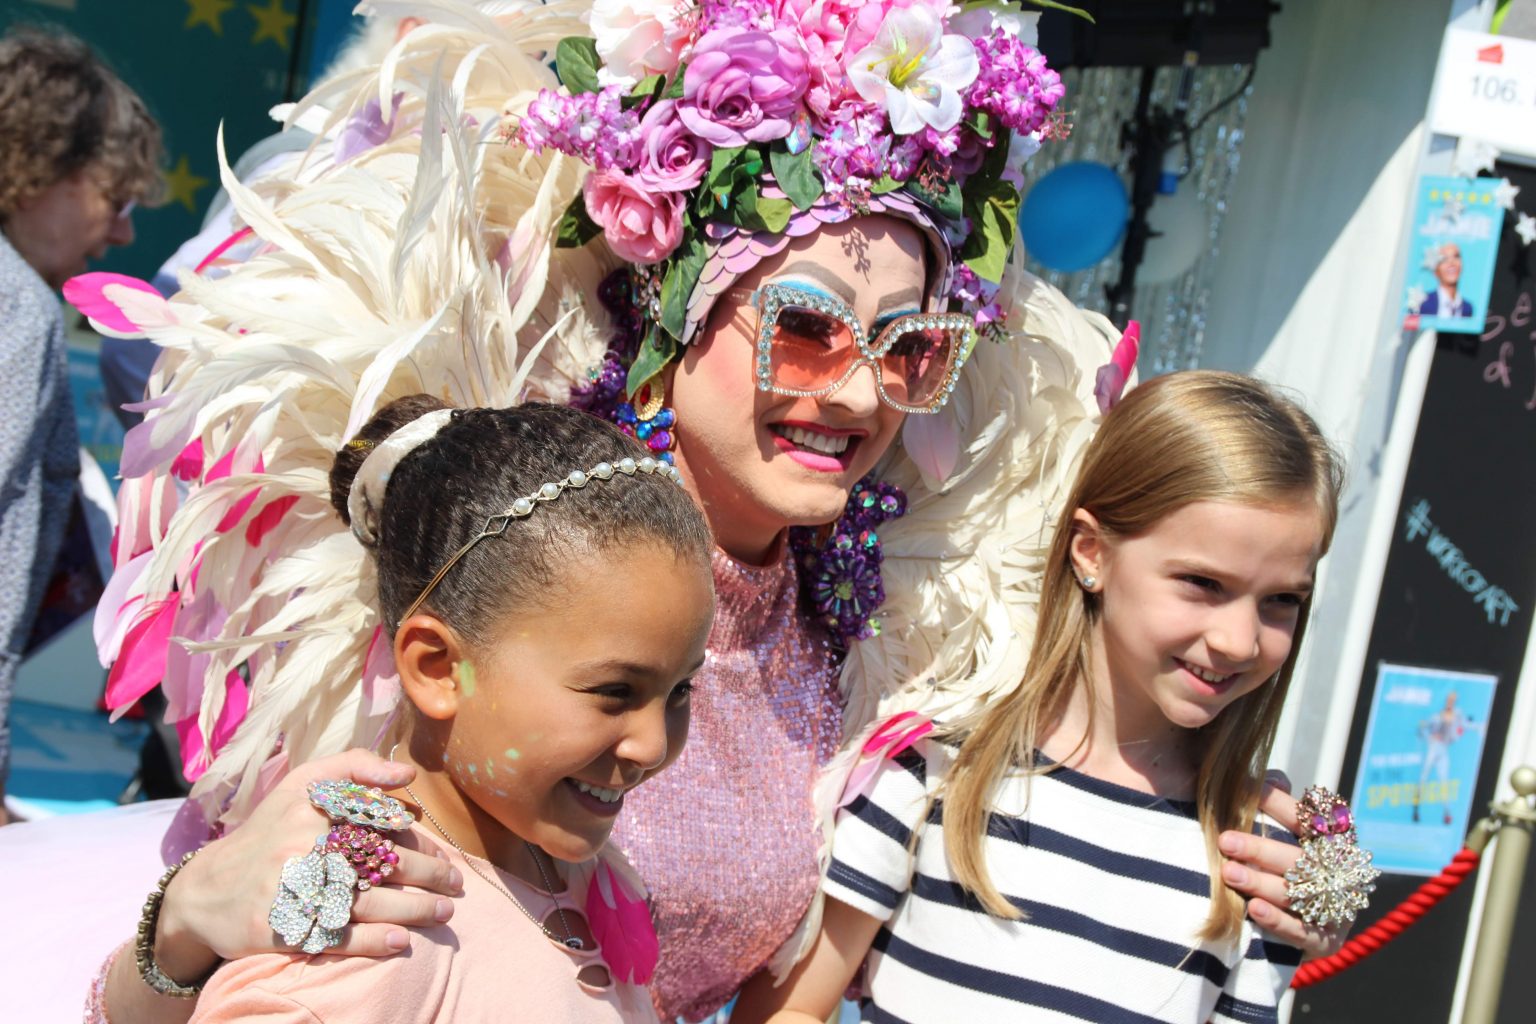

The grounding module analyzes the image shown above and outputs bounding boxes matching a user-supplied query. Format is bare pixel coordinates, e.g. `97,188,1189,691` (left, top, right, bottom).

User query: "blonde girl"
737,371,1346,1024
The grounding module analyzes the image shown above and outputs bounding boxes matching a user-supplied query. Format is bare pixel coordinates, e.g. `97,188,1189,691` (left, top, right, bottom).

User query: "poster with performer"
1349,663,1496,876
1399,176,1505,334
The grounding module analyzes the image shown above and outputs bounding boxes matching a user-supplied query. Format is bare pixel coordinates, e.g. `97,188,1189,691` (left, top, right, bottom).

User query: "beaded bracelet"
134,850,209,998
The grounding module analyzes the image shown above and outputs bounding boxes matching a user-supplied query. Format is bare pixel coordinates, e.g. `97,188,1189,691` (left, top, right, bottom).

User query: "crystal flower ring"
1284,786,1382,928
268,847,359,953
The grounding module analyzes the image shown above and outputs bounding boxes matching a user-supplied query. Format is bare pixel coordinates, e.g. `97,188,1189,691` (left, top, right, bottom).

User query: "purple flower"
632,100,711,193
678,29,810,147
964,28,1064,137
515,86,640,171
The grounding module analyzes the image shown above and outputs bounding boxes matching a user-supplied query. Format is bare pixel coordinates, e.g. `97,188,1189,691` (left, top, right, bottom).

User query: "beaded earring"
570,270,678,465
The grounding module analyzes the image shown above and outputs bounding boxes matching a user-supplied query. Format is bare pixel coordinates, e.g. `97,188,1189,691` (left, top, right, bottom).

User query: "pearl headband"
396,454,685,624
344,411,686,625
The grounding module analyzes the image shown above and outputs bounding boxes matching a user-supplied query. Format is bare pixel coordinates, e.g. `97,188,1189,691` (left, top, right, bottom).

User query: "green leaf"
627,74,665,106
871,174,904,195
627,326,679,394
706,146,746,192
967,110,994,141
959,181,1021,283
664,66,688,99
753,197,794,233
555,192,602,249
556,38,602,94
658,237,709,341
769,145,824,210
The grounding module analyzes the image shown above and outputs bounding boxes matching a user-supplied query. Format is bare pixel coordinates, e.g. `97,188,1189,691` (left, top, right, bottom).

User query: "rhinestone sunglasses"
726,283,978,414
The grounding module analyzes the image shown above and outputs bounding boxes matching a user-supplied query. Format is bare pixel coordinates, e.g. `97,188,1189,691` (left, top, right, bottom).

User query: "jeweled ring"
268,843,358,953
324,822,401,891
1284,786,1381,928
307,779,415,831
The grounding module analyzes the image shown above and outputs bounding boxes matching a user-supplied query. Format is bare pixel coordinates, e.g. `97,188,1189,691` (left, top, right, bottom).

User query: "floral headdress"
512,0,1066,390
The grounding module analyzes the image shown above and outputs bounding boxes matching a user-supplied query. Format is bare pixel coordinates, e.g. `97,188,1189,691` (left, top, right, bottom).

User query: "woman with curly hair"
0,27,163,821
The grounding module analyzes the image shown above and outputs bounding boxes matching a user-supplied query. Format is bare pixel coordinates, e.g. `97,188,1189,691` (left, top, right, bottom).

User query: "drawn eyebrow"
772,263,924,325
773,262,857,306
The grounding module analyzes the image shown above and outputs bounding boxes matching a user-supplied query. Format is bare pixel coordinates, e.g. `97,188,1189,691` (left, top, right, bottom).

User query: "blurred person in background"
0,26,163,824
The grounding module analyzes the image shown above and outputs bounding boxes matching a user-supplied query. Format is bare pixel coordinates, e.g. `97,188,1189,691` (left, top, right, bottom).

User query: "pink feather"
62,272,169,335
837,712,933,809
1095,321,1140,414
94,549,152,666
245,495,299,547
176,672,249,782
361,626,402,717
585,861,659,985
104,598,179,714
170,439,205,481
902,412,961,487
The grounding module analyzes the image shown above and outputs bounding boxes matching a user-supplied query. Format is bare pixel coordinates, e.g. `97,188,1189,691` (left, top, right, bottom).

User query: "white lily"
846,5,980,135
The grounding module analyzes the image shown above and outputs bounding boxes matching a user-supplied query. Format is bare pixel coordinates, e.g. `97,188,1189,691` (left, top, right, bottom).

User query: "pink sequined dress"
613,545,843,1022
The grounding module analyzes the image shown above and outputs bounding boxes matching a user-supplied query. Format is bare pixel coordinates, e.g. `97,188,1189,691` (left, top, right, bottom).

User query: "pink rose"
633,100,710,193
583,170,685,265
678,29,809,147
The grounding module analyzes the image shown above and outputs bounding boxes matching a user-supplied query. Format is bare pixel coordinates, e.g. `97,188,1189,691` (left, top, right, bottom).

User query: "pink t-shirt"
189,831,657,1024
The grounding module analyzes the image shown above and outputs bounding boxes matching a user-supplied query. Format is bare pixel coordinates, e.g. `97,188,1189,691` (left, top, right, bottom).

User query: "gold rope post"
1460,765,1536,1024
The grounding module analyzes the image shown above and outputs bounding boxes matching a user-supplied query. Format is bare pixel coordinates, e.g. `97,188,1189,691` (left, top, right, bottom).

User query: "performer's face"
399,545,714,865
668,216,927,561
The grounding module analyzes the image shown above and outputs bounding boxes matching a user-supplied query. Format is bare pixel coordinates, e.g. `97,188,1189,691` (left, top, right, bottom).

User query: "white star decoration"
1405,284,1427,312
1442,193,1466,221
1516,212,1536,247
1453,138,1500,177
1493,177,1520,211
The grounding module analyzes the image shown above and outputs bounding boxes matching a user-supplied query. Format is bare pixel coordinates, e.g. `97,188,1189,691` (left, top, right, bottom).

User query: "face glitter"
457,660,477,698
504,748,521,760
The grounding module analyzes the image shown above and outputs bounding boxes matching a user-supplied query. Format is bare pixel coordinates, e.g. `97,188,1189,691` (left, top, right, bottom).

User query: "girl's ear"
1069,508,1107,589
395,614,469,721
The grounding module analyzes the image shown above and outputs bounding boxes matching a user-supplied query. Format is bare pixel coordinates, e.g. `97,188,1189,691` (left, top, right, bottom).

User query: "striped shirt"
824,743,1302,1024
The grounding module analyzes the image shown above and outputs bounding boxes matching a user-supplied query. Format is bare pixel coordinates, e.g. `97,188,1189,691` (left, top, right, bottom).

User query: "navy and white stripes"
823,745,1302,1023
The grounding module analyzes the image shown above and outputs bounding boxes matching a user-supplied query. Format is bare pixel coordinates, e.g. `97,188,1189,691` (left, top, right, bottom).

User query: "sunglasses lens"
881,323,960,407
768,305,856,391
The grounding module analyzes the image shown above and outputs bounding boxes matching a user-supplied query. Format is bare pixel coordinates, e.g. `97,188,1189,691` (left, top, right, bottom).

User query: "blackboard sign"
1296,161,1536,1023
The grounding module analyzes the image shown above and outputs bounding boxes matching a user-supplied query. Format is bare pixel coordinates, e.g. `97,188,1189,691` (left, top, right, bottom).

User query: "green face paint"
456,660,477,698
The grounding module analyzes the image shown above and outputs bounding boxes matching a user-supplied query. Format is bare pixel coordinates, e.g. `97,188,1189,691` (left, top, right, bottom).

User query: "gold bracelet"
134,850,209,998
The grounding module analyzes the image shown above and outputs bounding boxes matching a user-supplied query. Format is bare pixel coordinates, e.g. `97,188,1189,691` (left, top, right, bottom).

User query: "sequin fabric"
613,545,843,1022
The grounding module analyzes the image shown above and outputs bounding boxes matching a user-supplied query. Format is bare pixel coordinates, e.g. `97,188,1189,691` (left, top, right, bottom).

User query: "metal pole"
1460,766,1536,1024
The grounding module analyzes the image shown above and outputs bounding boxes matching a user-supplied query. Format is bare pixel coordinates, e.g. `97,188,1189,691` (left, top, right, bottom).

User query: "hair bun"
329,394,450,527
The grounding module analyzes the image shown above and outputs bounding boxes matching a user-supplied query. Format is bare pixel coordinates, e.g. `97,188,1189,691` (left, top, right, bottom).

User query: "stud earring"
1078,575,1097,590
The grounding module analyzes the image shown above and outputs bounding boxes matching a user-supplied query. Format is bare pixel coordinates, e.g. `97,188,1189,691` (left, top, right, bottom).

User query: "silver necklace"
404,784,584,950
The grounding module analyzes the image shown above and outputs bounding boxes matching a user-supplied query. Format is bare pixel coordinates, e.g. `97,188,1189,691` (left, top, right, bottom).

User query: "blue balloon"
1018,162,1129,273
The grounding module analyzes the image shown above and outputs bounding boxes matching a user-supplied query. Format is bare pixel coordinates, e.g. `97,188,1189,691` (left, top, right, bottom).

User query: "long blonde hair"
942,370,1344,941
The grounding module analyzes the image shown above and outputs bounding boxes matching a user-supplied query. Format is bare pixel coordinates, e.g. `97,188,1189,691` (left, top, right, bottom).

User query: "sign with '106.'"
1429,29,1536,159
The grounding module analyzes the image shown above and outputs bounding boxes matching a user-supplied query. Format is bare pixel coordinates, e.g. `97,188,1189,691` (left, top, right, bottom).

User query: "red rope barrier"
1291,847,1482,988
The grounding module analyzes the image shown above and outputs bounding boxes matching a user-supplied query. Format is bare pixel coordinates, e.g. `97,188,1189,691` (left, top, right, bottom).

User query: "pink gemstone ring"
1284,785,1381,928
1296,785,1359,844
323,822,402,892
